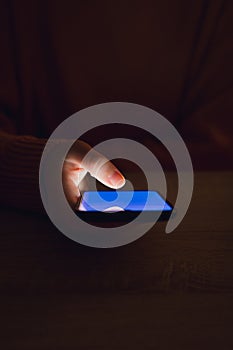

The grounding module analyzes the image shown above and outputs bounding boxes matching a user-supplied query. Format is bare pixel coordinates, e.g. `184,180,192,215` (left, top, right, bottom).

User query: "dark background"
0,1,233,349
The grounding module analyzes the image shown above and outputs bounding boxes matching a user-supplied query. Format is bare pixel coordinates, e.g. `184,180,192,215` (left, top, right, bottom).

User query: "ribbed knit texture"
0,132,46,211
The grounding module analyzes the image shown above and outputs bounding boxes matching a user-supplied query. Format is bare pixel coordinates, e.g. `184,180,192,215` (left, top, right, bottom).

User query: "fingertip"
107,170,126,189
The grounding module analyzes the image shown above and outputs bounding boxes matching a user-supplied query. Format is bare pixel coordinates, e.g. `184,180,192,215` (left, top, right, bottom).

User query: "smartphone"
76,190,173,223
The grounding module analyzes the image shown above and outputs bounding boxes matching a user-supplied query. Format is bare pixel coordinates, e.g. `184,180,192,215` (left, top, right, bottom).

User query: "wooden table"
0,172,233,349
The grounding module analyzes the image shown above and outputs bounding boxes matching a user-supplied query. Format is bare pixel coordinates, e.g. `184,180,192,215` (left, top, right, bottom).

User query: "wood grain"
0,172,233,349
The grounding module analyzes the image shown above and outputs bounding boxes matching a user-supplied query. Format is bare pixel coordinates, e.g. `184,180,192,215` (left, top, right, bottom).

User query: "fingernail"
108,171,125,188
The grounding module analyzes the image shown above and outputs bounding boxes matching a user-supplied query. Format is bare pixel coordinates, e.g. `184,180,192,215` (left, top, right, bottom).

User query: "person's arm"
0,130,47,212
0,3,125,213
0,129,126,214
0,2,48,212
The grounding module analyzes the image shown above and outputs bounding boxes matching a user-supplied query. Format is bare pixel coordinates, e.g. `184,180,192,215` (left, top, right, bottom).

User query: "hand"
62,140,125,208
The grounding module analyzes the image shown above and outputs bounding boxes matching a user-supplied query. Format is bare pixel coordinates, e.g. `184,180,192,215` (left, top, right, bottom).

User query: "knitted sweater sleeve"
0,1,47,212
0,129,47,212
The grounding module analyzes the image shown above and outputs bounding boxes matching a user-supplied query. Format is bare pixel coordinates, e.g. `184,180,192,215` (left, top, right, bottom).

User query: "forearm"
0,130,46,212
